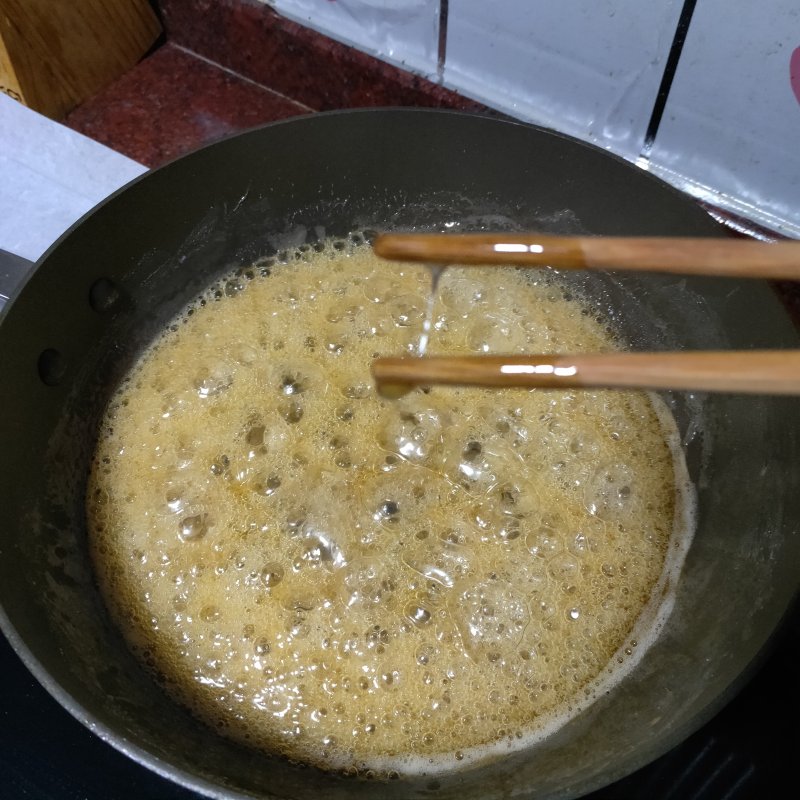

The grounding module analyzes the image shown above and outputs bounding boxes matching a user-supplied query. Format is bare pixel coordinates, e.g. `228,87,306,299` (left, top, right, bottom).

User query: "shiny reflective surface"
373,233,800,279
372,351,800,395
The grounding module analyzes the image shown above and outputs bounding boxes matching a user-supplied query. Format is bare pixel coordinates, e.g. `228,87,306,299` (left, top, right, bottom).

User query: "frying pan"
0,109,798,799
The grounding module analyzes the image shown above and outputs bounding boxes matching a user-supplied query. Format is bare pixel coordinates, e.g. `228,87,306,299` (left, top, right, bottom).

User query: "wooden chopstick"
371,351,800,396
371,233,800,395
373,233,800,280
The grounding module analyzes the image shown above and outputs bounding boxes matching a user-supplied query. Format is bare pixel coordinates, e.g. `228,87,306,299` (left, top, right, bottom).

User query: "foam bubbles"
87,236,688,778
450,579,529,661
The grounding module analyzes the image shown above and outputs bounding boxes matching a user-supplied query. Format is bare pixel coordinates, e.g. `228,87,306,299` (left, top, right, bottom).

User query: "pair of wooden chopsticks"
370,233,800,396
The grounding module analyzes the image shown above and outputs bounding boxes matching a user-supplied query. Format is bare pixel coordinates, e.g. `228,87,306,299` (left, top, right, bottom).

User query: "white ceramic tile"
444,0,685,160
647,1,800,238
269,0,440,78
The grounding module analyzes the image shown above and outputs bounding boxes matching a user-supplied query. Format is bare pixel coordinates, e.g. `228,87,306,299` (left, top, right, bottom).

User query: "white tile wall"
443,0,685,160
647,1,800,238
261,1,800,237
270,0,440,79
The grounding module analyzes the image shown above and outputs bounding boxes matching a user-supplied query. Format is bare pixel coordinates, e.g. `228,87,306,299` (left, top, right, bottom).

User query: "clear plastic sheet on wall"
271,0,440,79
263,1,800,239
443,0,686,163
646,0,800,239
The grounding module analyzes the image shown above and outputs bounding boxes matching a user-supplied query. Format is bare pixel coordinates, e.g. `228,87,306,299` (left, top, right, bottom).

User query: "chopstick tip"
372,233,400,261
371,356,416,399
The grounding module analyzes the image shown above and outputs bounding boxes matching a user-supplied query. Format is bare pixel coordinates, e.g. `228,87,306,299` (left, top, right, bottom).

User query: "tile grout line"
171,43,317,113
639,0,698,161
437,0,449,83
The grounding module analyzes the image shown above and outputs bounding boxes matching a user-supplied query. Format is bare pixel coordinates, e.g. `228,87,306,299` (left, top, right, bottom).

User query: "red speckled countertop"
65,0,480,168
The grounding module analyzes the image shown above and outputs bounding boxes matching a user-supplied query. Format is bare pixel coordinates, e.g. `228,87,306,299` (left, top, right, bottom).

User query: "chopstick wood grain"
373,233,800,280
371,351,800,395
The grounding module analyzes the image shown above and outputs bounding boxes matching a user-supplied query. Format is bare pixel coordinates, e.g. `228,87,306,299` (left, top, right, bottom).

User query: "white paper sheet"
0,94,148,263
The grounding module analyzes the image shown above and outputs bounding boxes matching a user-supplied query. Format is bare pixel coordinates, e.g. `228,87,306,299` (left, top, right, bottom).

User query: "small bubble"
283,513,306,536
498,485,519,507
225,278,245,296
254,637,271,655
280,400,304,424
281,375,305,395
335,405,354,421
253,474,281,496
210,455,230,476
261,563,285,587
165,489,184,513
179,514,209,541
195,368,232,398
380,669,399,687
201,605,220,622
526,523,563,558
390,296,424,327
497,519,522,541
229,341,258,365
172,595,187,611
549,555,579,582
246,425,266,447
343,384,370,400
405,603,432,627
439,528,465,545
376,500,399,521
462,441,482,461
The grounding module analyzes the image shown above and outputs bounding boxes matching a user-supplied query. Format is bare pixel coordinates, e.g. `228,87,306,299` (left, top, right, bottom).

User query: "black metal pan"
1,109,798,799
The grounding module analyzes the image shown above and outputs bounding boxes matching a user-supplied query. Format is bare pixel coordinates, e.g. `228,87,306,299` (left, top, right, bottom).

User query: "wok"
0,109,798,799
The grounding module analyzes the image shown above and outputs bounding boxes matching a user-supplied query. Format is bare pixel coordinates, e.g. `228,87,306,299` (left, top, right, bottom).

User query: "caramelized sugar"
87,238,691,775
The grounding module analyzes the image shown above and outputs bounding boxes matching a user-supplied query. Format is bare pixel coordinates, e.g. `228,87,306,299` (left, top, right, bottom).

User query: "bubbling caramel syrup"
87,235,693,776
